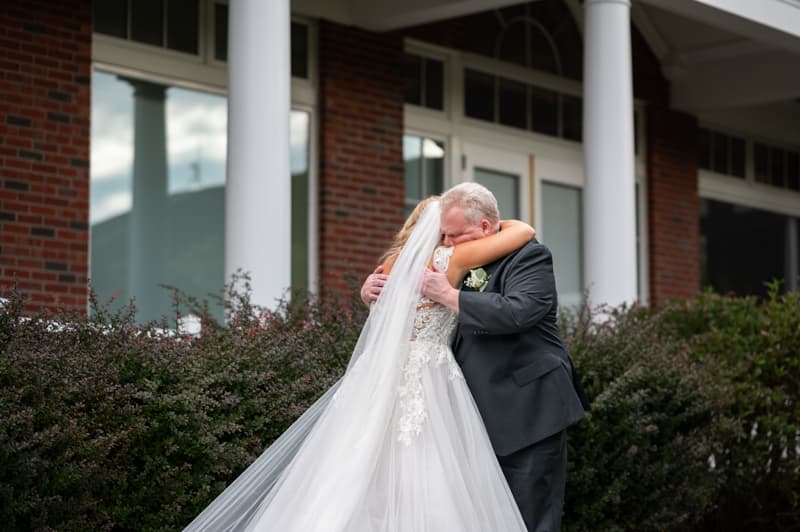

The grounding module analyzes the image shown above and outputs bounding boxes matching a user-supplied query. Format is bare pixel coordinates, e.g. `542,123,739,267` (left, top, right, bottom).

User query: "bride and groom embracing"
185,183,590,532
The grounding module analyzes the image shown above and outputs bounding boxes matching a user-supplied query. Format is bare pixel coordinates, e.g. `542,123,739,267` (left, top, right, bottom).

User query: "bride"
184,196,534,531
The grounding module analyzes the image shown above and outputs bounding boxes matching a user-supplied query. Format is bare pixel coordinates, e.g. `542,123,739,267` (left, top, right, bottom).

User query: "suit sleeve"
458,243,555,335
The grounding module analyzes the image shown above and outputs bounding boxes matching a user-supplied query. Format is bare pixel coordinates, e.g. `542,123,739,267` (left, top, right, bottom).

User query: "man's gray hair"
440,182,500,225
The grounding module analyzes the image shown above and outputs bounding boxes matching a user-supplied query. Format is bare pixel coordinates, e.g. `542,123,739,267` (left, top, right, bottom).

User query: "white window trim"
699,172,800,218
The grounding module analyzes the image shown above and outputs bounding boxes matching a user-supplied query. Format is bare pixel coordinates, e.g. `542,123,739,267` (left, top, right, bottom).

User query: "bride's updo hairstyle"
440,182,500,228
379,195,440,265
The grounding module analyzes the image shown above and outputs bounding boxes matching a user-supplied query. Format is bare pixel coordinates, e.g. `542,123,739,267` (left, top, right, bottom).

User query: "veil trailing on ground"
184,201,443,532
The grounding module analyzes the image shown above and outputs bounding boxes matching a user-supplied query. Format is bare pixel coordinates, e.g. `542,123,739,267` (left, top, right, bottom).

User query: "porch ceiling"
633,0,800,113
292,0,524,31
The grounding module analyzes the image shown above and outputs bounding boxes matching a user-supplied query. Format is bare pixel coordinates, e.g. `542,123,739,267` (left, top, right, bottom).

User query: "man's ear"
480,219,492,234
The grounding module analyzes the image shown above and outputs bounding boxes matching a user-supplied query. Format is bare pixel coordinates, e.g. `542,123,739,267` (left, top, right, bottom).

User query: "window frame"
90,5,320,293
404,37,651,304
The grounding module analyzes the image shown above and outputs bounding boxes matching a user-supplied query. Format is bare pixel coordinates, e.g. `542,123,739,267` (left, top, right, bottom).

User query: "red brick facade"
646,108,701,304
631,27,702,304
0,0,92,313
0,4,703,312
318,21,406,295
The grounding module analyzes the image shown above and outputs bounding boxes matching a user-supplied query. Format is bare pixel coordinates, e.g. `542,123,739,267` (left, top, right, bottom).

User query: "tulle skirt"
244,341,526,532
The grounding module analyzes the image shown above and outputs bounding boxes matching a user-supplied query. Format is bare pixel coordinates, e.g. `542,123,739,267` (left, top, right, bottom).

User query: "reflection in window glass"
291,111,310,291
422,139,444,196
403,135,445,215
541,182,582,308
90,71,226,323
91,70,312,321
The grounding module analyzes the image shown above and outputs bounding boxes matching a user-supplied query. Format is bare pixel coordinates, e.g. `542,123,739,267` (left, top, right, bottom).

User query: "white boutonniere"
464,268,490,292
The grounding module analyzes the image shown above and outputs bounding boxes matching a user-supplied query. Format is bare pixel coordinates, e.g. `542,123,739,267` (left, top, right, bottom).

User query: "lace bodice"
410,246,458,345
398,246,462,445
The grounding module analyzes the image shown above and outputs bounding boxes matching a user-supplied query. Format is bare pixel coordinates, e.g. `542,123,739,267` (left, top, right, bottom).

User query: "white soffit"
638,0,800,54
631,0,800,112
293,0,528,31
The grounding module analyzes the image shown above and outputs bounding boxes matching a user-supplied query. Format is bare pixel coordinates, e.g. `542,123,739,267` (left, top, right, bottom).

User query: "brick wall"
318,21,406,296
0,0,91,313
646,108,701,304
632,26,702,304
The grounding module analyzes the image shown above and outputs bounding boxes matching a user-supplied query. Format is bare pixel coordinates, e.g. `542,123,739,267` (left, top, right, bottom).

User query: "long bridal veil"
184,201,444,532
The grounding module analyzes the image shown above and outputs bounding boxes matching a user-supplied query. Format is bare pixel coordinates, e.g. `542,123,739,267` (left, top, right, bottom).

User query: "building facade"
1,0,799,321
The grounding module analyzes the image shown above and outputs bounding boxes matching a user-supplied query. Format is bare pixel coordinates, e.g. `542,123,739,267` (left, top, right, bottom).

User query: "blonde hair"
379,195,440,265
440,182,499,226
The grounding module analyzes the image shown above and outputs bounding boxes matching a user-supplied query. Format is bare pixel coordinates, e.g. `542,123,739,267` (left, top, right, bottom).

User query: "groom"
362,183,589,531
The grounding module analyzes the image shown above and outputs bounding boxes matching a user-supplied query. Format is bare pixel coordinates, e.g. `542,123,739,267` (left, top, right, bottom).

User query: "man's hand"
421,263,460,312
360,265,388,306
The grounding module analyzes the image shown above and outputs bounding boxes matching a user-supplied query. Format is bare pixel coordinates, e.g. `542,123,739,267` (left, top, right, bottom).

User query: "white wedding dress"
184,202,526,532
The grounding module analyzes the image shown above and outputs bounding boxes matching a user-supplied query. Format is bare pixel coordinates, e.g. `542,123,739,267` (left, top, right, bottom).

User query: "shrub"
0,276,365,531
2,279,797,531
659,285,800,531
561,303,730,532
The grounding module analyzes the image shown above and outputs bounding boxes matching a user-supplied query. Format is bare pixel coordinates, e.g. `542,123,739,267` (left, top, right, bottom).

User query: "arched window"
464,0,582,81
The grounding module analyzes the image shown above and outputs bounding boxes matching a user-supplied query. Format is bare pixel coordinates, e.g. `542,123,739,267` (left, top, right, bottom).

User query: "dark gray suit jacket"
455,238,589,456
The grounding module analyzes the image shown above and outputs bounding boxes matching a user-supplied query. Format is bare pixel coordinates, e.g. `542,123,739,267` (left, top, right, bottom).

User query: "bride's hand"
361,265,388,305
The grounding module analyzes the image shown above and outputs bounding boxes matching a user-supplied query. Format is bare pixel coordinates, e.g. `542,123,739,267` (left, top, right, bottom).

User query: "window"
464,69,581,142
754,142,800,191
541,182,582,307
94,0,200,55
697,128,745,178
94,2,311,80
403,53,444,111
701,198,796,297
90,70,312,321
403,135,445,215
90,70,227,322
462,0,583,81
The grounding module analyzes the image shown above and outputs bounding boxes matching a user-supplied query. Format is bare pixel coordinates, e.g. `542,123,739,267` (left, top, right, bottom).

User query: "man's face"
440,206,493,247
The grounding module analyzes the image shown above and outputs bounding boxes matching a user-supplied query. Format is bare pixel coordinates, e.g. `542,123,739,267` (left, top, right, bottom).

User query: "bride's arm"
444,220,534,286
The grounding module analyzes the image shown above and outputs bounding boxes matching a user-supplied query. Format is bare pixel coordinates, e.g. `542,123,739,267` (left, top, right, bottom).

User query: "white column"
582,0,638,308
225,0,292,309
